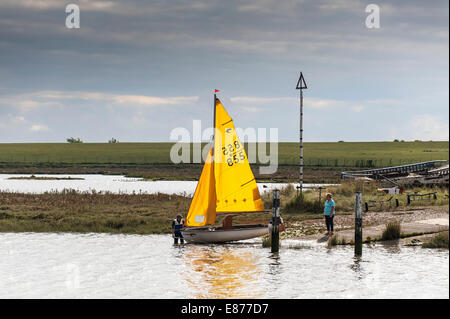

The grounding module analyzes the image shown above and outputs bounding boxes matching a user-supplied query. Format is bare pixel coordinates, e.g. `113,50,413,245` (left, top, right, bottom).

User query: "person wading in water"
323,193,335,236
172,214,185,244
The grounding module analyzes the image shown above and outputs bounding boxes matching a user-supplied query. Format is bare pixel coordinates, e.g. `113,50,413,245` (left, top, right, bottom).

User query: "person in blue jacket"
323,193,335,236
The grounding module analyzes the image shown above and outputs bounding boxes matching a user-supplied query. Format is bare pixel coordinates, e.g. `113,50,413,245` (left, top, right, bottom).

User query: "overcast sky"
0,0,448,142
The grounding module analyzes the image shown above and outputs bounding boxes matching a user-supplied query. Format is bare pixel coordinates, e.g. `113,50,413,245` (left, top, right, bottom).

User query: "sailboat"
181,94,269,243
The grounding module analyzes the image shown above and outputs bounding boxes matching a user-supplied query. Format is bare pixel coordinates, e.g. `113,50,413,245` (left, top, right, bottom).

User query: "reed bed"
0,190,192,234
0,190,271,234
0,181,447,235
422,232,449,249
381,221,402,240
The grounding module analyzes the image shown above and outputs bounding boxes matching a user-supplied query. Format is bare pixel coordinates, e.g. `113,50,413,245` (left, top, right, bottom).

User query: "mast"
213,93,216,156
213,93,217,216
213,94,216,131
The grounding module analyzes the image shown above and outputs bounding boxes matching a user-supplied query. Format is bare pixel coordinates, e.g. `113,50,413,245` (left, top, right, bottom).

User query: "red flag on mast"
215,89,220,93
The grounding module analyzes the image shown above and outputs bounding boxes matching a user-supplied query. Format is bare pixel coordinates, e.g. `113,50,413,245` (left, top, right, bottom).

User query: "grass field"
0,141,447,183
0,141,448,167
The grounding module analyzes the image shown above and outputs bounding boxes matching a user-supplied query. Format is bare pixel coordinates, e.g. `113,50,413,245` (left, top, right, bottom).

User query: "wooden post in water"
271,189,280,253
355,192,363,256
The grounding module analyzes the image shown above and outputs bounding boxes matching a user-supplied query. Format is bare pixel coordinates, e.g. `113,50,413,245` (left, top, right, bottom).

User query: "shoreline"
0,163,343,183
283,206,449,247
0,189,447,248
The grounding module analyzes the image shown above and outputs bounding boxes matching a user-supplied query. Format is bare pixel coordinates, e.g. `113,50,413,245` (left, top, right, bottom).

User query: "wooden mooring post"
355,192,363,256
318,186,325,204
271,189,280,253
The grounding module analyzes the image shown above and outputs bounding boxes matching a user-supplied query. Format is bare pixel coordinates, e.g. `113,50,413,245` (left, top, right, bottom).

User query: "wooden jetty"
342,160,448,186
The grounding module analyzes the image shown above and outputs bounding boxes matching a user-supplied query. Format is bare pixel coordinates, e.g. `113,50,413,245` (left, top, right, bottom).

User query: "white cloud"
29,124,50,132
365,98,404,106
37,90,199,106
305,98,346,109
231,96,350,110
240,106,262,113
113,95,199,106
0,115,26,129
390,115,449,141
1,91,199,109
9,114,27,124
237,0,297,14
0,96,62,111
18,100,62,110
231,96,295,104
351,105,364,112
0,0,62,10
0,0,116,11
35,91,108,100
409,115,449,141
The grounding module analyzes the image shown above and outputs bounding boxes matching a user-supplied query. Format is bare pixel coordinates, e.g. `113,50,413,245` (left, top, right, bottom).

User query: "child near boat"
172,214,185,244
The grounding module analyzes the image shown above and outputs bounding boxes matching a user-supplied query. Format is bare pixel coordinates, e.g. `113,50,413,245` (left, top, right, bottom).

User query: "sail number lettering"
222,141,245,166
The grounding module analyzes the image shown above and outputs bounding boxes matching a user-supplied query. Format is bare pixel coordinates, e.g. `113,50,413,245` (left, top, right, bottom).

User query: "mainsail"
214,99,264,213
186,97,264,227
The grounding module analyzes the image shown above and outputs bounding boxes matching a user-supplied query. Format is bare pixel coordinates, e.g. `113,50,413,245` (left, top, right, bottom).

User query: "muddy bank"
0,163,341,183
283,206,449,243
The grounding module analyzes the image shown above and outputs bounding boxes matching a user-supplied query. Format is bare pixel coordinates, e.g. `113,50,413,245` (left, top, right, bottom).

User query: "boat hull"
181,224,269,244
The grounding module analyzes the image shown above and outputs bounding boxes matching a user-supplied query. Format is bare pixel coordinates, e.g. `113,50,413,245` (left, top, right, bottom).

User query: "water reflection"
350,256,364,280
267,252,282,276
182,245,263,298
380,240,401,253
171,244,187,259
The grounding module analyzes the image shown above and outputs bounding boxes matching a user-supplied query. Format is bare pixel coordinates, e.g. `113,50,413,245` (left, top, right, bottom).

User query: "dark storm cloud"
0,0,448,142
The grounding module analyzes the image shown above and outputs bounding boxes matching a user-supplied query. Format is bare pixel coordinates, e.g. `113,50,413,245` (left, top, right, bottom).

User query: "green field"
0,141,448,168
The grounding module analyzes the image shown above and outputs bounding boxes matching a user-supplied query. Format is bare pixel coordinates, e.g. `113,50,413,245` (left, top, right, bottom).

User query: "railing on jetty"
341,160,447,180
426,165,449,177
407,192,438,204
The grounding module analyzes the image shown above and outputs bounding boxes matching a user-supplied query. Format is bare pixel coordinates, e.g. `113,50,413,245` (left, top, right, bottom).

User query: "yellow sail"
185,148,217,226
214,99,264,213
186,97,264,226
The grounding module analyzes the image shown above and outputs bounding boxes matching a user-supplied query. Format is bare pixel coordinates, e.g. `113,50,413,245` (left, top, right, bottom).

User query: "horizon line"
0,140,449,144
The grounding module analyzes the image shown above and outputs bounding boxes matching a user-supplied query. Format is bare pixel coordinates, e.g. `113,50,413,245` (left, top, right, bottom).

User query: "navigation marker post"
295,72,307,197
355,192,363,256
271,189,280,253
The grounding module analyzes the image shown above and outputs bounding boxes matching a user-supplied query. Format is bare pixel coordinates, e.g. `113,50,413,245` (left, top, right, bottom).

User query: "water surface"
0,233,447,298
0,174,336,195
